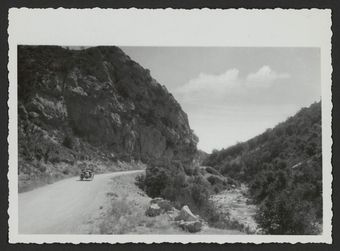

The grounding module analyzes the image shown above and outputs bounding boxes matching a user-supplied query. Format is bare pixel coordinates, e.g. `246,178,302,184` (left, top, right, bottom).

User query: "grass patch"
98,196,178,234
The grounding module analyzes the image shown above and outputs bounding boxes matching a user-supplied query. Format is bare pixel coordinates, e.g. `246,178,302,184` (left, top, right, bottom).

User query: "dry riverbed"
210,184,260,234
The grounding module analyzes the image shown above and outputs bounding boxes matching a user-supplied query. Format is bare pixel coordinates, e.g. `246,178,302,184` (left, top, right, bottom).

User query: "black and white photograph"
7,8,332,244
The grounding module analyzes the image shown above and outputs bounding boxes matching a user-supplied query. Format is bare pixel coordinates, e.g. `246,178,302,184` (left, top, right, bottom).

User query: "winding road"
19,170,143,234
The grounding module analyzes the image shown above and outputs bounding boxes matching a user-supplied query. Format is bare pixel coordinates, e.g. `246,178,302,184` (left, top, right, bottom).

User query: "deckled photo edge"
7,8,332,244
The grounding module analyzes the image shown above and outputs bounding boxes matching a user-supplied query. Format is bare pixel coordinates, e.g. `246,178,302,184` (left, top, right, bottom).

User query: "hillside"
17,45,323,235
18,46,198,191
203,102,322,234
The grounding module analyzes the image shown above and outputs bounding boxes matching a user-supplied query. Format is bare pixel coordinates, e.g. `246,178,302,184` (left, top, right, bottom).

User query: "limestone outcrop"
18,46,198,190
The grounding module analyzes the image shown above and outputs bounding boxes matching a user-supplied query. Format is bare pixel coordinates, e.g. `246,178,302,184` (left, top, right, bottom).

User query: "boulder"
167,207,180,220
176,205,199,222
145,203,162,217
150,197,173,212
145,198,174,217
178,220,202,233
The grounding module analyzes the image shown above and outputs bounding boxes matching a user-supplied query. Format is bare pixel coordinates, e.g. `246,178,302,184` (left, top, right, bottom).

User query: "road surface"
19,170,143,234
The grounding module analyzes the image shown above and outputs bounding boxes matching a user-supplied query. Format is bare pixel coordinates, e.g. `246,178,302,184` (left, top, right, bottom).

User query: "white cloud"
175,69,243,103
177,68,240,95
246,65,290,88
175,66,290,104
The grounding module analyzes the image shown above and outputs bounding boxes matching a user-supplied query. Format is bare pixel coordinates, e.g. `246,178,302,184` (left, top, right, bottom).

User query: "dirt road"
19,170,143,234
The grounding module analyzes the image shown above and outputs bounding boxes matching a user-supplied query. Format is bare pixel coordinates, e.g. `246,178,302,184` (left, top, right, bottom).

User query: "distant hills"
203,102,322,234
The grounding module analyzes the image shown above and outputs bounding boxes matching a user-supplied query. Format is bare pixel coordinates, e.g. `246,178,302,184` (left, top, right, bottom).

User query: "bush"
141,161,247,228
36,161,46,172
135,174,146,191
183,165,197,176
249,160,322,234
255,192,320,234
62,168,70,175
62,134,74,149
207,175,223,185
190,176,210,209
141,162,216,219
144,165,171,198
205,166,220,175
203,203,231,228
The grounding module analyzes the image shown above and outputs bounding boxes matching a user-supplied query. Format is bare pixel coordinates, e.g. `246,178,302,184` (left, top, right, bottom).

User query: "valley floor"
19,170,248,235
210,185,259,234
90,173,244,235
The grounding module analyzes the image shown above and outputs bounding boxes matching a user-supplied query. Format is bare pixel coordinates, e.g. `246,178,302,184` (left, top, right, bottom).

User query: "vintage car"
80,168,94,181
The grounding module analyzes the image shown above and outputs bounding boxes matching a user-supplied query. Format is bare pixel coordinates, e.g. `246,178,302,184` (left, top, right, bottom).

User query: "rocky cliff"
18,45,198,191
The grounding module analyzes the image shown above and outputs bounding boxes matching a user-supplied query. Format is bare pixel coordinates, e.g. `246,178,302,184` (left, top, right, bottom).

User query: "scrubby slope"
18,46,197,191
203,102,322,234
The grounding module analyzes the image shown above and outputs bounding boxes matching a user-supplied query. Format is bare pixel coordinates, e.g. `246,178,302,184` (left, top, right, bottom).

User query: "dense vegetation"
135,161,238,228
203,102,322,234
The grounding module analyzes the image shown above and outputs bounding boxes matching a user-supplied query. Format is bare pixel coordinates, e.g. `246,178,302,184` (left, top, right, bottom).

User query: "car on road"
80,169,94,181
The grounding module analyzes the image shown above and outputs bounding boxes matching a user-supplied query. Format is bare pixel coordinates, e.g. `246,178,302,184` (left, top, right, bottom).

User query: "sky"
120,47,321,153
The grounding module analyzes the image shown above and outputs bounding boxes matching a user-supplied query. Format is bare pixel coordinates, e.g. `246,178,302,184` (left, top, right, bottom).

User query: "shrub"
183,165,196,176
255,192,320,234
62,168,70,175
141,161,247,228
207,175,223,185
144,165,170,198
203,203,232,229
36,161,46,173
162,168,187,202
141,162,216,218
135,174,146,190
190,177,210,209
205,166,220,175
62,134,74,149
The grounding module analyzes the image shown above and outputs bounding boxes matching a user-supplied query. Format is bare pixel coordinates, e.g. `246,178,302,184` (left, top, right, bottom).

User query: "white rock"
176,205,199,222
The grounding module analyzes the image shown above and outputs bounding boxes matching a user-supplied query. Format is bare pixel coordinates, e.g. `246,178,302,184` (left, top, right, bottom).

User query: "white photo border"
8,8,333,244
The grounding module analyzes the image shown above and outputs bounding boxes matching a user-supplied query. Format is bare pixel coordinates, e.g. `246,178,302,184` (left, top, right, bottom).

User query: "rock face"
18,46,198,189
